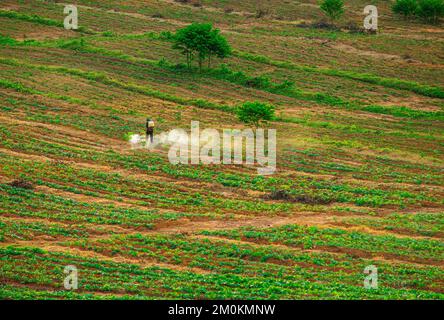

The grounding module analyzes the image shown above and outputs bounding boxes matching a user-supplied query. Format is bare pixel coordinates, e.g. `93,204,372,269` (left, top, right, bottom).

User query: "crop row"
0,217,89,242
1,80,441,190
0,150,291,214
0,183,196,229
0,127,438,210
1,246,442,299
201,224,444,262
64,232,444,293
339,212,444,237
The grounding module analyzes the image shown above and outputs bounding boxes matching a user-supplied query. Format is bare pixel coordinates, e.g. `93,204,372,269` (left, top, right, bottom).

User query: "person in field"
146,118,155,145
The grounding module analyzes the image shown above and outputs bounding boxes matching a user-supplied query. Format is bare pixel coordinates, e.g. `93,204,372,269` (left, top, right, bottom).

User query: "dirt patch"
0,115,127,151
331,222,442,241
264,189,334,205
0,4,20,11
331,43,402,61
151,213,348,235
8,179,34,190
330,43,444,69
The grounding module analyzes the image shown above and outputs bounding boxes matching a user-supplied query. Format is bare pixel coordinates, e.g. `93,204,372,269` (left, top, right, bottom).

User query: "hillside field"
0,0,443,300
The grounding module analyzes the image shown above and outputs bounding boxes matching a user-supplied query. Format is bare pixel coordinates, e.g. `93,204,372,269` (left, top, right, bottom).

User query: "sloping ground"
0,0,443,299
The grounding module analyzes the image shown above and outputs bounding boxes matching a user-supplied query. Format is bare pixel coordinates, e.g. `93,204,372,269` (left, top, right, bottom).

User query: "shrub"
0,35,18,46
0,10,62,28
236,101,275,128
392,0,418,18
101,31,116,37
320,0,344,21
272,79,295,92
417,0,444,23
245,75,272,89
58,38,86,51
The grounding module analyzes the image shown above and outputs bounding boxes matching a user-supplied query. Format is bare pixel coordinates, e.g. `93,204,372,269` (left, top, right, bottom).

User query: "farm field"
0,0,443,300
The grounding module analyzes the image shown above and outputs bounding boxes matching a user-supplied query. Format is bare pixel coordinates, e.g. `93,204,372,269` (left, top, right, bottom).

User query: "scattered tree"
207,28,231,68
392,0,444,23
172,23,231,71
320,0,345,21
237,101,275,128
417,0,444,23
392,0,419,18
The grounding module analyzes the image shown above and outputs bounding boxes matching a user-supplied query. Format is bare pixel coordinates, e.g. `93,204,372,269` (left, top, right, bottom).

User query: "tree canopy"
172,23,232,71
320,0,345,21
236,101,275,128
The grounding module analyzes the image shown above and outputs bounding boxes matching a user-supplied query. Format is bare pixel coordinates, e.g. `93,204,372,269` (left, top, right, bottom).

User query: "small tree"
207,28,231,68
320,0,344,21
237,101,275,128
417,0,444,23
172,23,231,71
392,0,419,18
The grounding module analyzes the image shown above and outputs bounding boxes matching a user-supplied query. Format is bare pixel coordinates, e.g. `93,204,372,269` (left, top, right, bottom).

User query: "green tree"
207,28,231,68
172,23,231,71
320,0,345,21
417,0,444,23
392,0,419,18
237,101,275,128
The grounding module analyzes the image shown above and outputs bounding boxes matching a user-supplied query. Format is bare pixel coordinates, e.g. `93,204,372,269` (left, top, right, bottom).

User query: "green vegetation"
393,0,419,18
0,10,63,27
417,0,444,23
320,0,345,21
392,0,444,23
339,212,444,237
2,245,442,299
172,23,231,70
0,10,91,33
0,0,442,301
202,224,444,262
0,57,235,113
234,51,444,99
236,101,276,128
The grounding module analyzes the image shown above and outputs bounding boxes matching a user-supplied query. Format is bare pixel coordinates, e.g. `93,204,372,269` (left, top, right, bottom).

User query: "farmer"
146,117,155,145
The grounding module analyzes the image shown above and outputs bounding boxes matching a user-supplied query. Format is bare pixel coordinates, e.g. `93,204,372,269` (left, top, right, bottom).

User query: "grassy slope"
0,0,443,299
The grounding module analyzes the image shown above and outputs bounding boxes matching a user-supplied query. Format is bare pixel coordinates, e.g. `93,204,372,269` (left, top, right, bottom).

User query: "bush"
236,101,275,128
245,75,272,89
58,38,86,51
101,31,116,37
392,0,418,18
320,0,344,20
0,35,18,46
417,0,444,23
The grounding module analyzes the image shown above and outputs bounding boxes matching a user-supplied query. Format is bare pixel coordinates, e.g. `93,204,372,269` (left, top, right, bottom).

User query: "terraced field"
0,0,443,299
